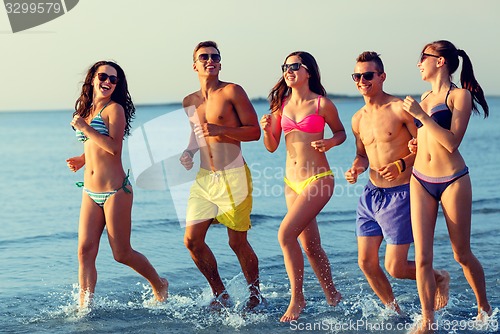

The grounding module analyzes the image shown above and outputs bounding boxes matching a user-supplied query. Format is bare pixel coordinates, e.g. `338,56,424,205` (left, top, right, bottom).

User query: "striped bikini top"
281,96,325,135
75,103,110,142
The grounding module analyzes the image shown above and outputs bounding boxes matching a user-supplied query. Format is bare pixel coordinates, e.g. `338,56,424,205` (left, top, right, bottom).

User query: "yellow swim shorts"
186,164,253,231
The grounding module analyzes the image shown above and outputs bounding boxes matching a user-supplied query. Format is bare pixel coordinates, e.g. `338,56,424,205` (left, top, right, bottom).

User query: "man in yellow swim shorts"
179,41,264,310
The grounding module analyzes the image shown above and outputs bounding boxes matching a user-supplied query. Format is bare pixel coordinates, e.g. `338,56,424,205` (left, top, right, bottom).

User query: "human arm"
179,99,199,170
195,84,261,142
70,103,125,155
403,90,471,153
260,111,282,153
66,153,85,172
344,114,368,184
311,98,346,152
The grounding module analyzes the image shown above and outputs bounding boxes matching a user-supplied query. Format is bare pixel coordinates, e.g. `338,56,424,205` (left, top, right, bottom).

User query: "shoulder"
449,87,472,113
420,90,432,101
104,101,124,117
222,82,247,96
351,108,363,128
319,95,338,113
182,91,200,107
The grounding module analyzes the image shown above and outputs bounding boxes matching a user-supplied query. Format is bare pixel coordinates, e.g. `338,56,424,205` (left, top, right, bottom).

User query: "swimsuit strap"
315,95,321,114
421,90,432,101
97,101,111,116
444,83,457,112
119,169,132,193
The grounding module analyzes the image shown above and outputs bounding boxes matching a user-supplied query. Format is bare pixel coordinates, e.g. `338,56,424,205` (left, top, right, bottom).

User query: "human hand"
70,115,87,132
179,150,194,170
402,96,426,119
260,114,272,131
66,156,85,172
408,138,417,154
311,139,329,152
344,167,359,184
378,162,399,181
194,123,221,138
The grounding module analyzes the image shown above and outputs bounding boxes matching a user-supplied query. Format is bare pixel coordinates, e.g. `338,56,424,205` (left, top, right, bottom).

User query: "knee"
228,238,244,253
111,247,133,264
385,261,406,279
358,257,379,275
302,243,322,258
453,248,473,266
184,235,202,253
78,243,98,263
277,228,297,249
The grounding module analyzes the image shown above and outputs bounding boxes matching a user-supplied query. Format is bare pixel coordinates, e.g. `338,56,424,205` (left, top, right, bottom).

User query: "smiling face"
283,55,309,88
193,46,221,75
92,65,118,98
353,61,385,97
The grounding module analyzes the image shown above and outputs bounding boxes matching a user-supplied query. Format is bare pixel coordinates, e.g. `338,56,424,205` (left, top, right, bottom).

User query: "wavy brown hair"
73,60,136,137
268,51,326,114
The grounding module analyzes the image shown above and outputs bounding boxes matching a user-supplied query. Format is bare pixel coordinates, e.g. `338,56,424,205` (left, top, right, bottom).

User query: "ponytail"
458,49,489,117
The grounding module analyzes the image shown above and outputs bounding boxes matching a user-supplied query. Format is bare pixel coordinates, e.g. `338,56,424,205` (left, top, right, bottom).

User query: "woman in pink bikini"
403,40,492,332
260,51,346,322
66,60,168,307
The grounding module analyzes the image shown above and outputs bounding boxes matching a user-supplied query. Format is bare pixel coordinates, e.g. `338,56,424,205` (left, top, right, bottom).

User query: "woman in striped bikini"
66,60,168,308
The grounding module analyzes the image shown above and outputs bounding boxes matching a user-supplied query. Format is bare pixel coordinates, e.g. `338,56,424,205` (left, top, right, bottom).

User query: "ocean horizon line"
2,94,499,113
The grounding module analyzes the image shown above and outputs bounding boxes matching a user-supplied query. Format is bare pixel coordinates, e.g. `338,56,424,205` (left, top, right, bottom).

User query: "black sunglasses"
281,62,309,73
97,73,118,84
196,53,221,63
351,71,381,82
419,52,440,63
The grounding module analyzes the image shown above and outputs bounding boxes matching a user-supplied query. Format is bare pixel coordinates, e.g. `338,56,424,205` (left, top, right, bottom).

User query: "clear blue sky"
1,0,498,111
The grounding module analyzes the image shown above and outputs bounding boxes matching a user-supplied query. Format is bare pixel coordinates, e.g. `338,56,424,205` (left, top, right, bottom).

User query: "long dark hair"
268,51,326,113
74,60,136,136
423,40,488,117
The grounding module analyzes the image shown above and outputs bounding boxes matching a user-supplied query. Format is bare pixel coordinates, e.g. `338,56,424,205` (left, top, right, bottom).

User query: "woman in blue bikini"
260,51,345,322
66,60,168,307
403,40,491,332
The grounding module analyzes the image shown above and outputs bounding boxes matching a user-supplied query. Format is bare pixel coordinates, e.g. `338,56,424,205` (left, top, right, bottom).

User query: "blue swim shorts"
356,180,413,245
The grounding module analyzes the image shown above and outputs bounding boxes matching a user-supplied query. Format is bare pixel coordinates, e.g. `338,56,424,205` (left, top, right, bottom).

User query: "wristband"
183,149,194,158
394,160,402,174
399,158,406,172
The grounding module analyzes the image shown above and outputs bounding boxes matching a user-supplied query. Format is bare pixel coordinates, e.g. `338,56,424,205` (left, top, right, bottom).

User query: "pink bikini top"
281,96,325,135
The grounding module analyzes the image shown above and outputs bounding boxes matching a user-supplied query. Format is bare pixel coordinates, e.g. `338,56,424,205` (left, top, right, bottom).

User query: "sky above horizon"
1,0,499,112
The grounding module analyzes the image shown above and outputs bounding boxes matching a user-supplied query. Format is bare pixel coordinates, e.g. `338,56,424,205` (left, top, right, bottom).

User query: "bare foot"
386,299,402,314
280,298,306,322
245,293,267,311
209,291,231,310
79,289,93,309
476,305,493,321
326,289,342,306
153,277,169,302
434,270,450,310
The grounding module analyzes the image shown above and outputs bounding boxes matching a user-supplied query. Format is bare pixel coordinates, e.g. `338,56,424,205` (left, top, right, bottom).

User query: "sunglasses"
419,52,440,63
196,53,221,63
351,71,381,82
97,73,118,84
281,62,308,73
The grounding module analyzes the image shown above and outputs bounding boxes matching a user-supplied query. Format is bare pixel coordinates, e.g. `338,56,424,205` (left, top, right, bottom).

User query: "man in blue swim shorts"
179,41,264,310
345,51,450,313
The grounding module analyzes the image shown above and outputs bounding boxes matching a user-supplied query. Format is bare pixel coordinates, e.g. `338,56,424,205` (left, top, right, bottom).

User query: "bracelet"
394,160,402,174
399,158,406,172
183,149,194,158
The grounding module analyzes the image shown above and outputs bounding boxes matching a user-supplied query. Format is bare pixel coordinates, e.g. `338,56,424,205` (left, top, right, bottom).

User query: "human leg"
278,175,334,322
358,236,400,311
78,192,106,307
299,220,341,306
184,219,227,298
104,188,168,302
441,175,491,316
410,176,439,328
227,228,263,308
